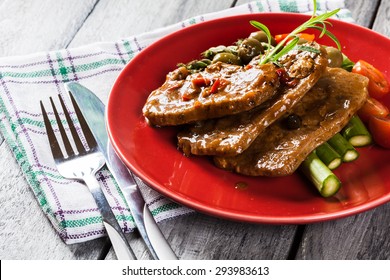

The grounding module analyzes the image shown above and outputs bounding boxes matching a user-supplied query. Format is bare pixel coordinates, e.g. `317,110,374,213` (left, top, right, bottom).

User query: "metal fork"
40,94,136,260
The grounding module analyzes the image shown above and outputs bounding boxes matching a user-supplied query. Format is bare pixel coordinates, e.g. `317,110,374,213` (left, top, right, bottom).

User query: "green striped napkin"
0,0,353,244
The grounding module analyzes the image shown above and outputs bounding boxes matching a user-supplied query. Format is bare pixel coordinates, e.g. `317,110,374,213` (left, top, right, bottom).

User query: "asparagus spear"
342,115,372,147
328,133,359,162
301,151,342,197
315,142,342,170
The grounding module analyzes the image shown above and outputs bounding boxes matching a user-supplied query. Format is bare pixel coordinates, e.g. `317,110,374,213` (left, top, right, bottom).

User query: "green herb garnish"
250,0,341,65
294,44,322,54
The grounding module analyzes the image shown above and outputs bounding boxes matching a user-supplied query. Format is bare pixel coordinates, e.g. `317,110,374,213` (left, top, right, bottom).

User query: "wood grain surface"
0,0,389,260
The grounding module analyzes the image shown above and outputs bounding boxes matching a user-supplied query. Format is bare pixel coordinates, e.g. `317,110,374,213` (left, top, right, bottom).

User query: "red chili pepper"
276,68,290,84
182,93,192,101
209,78,221,94
276,68,286,78
276,68,298,87
192,76,211,87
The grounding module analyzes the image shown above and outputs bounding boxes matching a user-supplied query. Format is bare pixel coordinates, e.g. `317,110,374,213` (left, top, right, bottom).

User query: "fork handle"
84,174,136,260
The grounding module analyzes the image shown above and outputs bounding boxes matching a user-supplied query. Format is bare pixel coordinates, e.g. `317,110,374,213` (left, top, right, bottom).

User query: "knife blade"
66,82,177,260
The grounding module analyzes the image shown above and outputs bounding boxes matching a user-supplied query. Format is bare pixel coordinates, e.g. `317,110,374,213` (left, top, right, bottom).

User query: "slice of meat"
178,42,328,156
213,68,369,176
143,62,280,126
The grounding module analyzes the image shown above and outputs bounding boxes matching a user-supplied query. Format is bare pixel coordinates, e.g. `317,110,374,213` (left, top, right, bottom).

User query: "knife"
65,82,177,260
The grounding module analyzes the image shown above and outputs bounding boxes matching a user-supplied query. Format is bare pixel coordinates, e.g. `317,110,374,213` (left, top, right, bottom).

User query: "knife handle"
106,143,177,259
84,174,136,260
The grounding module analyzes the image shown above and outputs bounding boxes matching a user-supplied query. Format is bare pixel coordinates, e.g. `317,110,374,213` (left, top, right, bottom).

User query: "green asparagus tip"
328,158,342,170
321,175,342,197
348,135,372,147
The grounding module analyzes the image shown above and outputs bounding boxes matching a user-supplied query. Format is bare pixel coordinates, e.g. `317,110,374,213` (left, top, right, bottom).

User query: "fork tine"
50,96,75,157
68,92,98,150
57,94,86,154
40,100,64,160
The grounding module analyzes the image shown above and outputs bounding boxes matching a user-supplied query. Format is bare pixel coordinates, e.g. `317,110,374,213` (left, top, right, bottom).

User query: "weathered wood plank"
160,214,295,260
372,0,390,35
0,0,98,57
106,213,296,260
345,0,380,27
236,0,380,28
296,204,390,259
69,0,235,47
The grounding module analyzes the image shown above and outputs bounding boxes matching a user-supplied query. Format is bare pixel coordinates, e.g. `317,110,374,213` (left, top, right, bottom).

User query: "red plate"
107,13,390,224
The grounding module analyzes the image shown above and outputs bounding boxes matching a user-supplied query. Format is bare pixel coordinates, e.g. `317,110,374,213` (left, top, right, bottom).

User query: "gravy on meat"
143,62,280,126
177,42,328,156
214,68,369,176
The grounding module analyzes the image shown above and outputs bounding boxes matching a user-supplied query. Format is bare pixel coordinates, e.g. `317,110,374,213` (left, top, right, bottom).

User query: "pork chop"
143,62,280,126
178,42,328,156
213,67,369,176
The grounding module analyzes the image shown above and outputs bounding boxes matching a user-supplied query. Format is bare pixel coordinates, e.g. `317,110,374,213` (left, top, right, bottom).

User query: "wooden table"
0,0,389,260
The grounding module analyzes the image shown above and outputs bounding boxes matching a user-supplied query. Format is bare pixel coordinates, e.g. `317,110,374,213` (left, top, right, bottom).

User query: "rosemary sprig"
250,0,341,65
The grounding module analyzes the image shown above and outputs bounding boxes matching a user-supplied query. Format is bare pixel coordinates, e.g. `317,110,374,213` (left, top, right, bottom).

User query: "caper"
202,45,238,59
212,52,242,65
237,38,264,64
187,59,211,70
249,31,276,46
284,114,302,130
202,45,228,59
325,46,343,68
